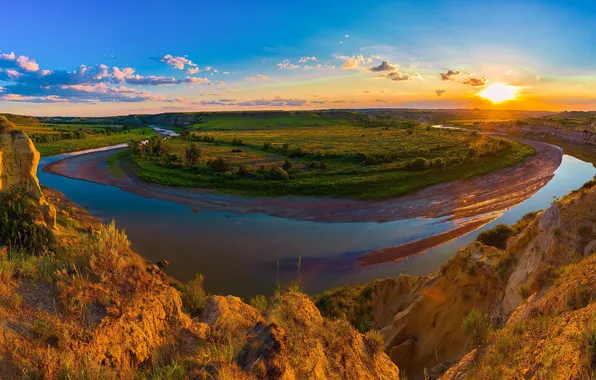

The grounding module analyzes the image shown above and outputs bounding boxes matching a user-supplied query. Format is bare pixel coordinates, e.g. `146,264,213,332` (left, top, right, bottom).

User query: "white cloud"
160,54,197,70
277,59,300,69
186,67,199,74
15,56,39,72
298,56,317,63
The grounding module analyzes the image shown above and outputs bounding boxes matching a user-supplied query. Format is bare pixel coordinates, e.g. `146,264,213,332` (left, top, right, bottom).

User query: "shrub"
231,148,243,153
282,159,292,171
289,147,305,157
432,158,447,168
0,186,56,255
363,155,378,165
565,285,591,311
314,150,325,159
518,285,530,300
249,295,268,314
89,220,130,280
231,138,243,146
237,164,256,176
208,158,233,173
364,330,384,356
309,161,321,169
320,162,328,169
417,147,430,157
270,167,289,180
408,157,430,170
263,142,272,151
181,274,207,317
582,322,596,375
461,309,490,346
282,143,290,152
476,223,514,249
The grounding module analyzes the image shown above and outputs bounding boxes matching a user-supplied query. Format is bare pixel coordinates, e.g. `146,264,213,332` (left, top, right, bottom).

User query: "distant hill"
13,108,559,128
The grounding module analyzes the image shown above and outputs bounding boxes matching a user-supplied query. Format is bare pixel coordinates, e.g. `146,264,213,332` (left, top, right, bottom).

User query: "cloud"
159,54,197,70
345,34,350,38
440,69,487,87
435,90,446,97
340,55,372,70
245,74,269,80
0,52,16,61
385,70,418,81
440,70,461,81
298,56,317,63
112,67,135,82
277,59,300,69
15,56,39,72
186,67,199,74
462,76,488,86
369,60,397,72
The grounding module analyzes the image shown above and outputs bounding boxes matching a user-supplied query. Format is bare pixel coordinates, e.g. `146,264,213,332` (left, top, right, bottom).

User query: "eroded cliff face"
372,181,596,379
0,119,42,199
0,117,56,227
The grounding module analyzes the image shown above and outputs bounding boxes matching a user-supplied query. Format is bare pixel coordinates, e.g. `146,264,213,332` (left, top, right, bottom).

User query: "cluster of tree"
132,136,167,159
30,130,87,144
359,116,419,129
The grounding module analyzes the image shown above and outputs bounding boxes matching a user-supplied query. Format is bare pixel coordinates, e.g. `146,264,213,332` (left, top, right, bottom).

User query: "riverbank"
43,138,562,224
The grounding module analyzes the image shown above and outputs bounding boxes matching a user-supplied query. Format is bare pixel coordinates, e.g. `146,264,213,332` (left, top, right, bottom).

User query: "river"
37,140,596,298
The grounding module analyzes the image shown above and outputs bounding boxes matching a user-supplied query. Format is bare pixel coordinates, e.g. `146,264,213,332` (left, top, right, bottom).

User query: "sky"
2,0,596,116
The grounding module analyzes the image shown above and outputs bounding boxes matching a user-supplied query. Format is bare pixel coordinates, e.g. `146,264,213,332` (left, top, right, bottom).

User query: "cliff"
0,127,399,378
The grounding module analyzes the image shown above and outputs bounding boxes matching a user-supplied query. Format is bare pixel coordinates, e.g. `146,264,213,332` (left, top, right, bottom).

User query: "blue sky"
2,0,596,115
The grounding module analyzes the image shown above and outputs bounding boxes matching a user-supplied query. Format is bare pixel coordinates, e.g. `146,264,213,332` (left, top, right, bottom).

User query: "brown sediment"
42,138,562,224
356,216,498,267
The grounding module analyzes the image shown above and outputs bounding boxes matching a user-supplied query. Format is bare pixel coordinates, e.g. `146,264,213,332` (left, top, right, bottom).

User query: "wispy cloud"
298,56,317,63
440,69,487,87
245,74,269,80
435,90,446,96
369,60,397,72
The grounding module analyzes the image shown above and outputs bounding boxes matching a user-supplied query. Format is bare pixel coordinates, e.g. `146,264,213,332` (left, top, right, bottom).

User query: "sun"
477,83,520,103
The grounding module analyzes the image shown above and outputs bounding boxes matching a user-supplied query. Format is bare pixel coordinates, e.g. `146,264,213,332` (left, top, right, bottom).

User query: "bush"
432,158,447,168
231,148,243,153
249,295,268,314
270,167,289,180
282,159,292,171
208,158,233,173
309,161,321,169
408,157,430,170
364,330,384,356
314,150,325,159
181,274,207,317
461,309,490,346
89,220,130,279
237,164,256,176
320,162,328,169
0,186,56,255
518,285,530,300
289,147,305,157
565,285,591,311
476,223,514,249
263,142,272,151
231,138,243,146
363,155,378,165
417,147,430,157
282,143,290,152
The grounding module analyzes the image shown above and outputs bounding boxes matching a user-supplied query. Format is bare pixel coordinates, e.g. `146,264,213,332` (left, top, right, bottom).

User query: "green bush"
363,155,378,165
0,186,56,255
408,157,430,170
270,167,289,180
461,309,490,346
237,164,256,176
231,138,243,146
476,223,514,249
208,158,233,173
417,147,430,157
181,274,207,317
282,159,292,171
249,295,269,314
432,158,447,168
263,142,272,151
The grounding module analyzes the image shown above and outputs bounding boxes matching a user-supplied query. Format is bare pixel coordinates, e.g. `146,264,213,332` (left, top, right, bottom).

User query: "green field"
126,118,535,199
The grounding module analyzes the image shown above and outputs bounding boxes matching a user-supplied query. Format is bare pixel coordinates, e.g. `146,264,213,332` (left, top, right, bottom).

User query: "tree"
184,143,202,169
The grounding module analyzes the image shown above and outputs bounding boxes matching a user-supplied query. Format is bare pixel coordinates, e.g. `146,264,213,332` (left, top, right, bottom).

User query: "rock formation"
0,116,56,227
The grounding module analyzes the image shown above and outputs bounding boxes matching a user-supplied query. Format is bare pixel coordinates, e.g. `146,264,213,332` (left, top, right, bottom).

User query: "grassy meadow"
126,114,535,199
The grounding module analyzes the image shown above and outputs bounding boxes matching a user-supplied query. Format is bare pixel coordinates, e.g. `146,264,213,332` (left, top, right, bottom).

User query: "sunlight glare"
477,83,520,103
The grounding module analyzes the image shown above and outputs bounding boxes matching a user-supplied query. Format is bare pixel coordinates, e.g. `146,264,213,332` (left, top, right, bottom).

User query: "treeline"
30,126,148,144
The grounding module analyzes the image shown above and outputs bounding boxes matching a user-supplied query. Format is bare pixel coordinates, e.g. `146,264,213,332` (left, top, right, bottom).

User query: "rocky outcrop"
0,117,56,227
